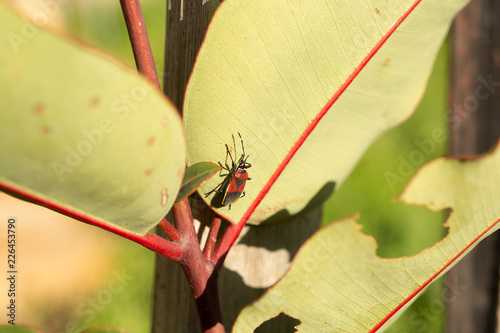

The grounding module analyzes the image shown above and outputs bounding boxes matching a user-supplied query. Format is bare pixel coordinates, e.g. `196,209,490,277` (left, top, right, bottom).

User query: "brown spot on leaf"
90,96,100,107
42,126,51,134
375,8,381,15
161,188,168,206
145,168,154,177
147,136,155,146
34,103,45,115
383,58,390,66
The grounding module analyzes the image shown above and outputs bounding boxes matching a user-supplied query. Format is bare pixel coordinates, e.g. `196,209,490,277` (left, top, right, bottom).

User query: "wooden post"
446,0,500,331
152,1,323,331
152,2,221,331
161,0,221,110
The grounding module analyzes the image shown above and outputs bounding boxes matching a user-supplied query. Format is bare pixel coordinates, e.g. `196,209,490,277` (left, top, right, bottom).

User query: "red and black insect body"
207,133,251,208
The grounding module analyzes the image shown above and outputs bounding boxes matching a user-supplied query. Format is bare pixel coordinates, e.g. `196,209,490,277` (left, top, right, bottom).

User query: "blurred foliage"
73,242,155,333
65,0,166,88
323,39,450,332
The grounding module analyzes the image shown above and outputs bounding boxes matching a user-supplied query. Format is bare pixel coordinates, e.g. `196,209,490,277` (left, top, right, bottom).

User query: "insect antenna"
238,132,246,157
225,143,235,169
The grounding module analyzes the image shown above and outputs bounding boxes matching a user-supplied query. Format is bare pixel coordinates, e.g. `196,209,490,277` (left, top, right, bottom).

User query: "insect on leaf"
184,0,470,226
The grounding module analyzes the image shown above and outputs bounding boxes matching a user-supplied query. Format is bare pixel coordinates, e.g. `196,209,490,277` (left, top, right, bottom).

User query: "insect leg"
204,184,221,196
204,174,230,196
218,161,231,172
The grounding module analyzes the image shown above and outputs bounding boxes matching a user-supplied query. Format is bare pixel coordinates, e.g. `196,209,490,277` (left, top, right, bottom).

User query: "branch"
109,227,183,262
203,216,221,261
120,0,161,90
159,217,182,241
172,198,198,242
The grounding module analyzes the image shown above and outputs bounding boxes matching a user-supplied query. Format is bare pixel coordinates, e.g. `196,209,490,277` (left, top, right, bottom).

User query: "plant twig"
120,0,160,90
203,216,222,261
159,217,182,241
134,232,183,262
80,223,183,262
174,199,225,332
172,198,197,239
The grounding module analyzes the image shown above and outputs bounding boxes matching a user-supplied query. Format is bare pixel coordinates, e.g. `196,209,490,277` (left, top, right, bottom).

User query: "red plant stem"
120,0,161,90
85,225,183,262
203,216,222,261
129,231,183,262
173,199,224,332
181,248,224,333
159,217,182,241
172,198,197,239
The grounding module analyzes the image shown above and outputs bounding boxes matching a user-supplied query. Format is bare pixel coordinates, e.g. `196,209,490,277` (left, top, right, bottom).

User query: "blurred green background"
15,0,450,332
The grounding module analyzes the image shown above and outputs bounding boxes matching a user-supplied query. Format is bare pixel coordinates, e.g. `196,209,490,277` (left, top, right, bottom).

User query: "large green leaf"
184,0,470,225
234,144,500,332
0,3,186,235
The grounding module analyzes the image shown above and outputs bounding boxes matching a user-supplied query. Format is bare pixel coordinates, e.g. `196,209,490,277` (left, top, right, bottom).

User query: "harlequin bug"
206,133,251,208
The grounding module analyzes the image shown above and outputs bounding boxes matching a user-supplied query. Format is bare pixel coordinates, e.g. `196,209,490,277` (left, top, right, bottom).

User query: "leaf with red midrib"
234,143,500,332
184,0,471,226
